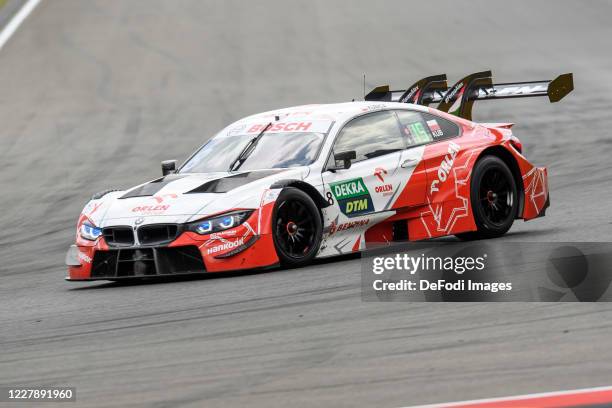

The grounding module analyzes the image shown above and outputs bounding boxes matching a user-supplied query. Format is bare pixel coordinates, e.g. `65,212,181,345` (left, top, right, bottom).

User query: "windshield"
179,131,326,173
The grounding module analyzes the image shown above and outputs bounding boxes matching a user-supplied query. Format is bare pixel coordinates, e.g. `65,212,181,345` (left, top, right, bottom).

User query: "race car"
65,70,573,280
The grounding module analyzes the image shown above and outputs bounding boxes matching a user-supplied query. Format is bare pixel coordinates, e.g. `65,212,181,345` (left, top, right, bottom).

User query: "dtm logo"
430,141,460,194
330,178,374,218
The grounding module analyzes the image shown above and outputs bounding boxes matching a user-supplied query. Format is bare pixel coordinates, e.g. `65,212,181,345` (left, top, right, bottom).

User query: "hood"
92,168,307,227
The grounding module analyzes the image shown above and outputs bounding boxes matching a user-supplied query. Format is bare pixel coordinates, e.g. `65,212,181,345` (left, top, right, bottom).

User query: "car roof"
213,102,435,139
237,101,428,123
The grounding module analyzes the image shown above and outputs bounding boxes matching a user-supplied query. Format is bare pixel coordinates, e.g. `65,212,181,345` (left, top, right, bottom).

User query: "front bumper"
66,232,279,281
67,201,281,281
84,245,206,280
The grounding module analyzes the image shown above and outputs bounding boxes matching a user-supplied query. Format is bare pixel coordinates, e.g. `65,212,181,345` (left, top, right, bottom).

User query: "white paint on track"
0,0,42,52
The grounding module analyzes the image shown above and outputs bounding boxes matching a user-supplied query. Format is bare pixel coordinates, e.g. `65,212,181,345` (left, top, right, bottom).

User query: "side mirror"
333,150,356,170
161,160,177,176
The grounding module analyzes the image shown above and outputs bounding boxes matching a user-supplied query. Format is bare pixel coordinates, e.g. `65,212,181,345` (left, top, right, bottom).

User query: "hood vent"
120,174,187,199
186,170,285,194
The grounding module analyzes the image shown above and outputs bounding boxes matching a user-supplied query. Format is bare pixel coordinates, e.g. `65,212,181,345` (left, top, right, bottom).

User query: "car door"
321,110,408,219
389,110,435,209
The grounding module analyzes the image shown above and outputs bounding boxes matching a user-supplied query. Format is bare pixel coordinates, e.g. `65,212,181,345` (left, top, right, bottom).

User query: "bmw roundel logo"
135,217,144,225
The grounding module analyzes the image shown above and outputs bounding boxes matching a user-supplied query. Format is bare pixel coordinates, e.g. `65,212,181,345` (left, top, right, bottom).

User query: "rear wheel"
272,188,323,266
457,156,518,240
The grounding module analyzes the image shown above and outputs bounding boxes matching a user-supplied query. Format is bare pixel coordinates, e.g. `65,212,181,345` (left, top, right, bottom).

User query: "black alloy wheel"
272,188,322,266
458,155,518,240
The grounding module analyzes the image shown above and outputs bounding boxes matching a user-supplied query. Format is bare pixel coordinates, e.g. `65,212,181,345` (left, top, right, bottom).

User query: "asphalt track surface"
1,1,612,407
0,0,26,30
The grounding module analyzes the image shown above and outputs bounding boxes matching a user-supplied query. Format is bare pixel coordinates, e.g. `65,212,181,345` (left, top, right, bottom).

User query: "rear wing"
365,71,573,120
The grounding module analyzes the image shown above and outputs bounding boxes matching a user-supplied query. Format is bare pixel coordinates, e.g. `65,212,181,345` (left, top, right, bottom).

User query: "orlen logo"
132,205,170,213
132,195,176,213
374,167,387,183
375,184,393,194
152,194,177,203
207,237,245,255
374,167,393,195
430,141,460,194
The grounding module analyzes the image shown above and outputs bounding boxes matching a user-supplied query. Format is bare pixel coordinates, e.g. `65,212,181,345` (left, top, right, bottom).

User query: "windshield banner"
227,120,333,136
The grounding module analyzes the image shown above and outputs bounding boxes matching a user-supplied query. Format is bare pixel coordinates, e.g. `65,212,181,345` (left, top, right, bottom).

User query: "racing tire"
272,187,323,266
457,155,518,240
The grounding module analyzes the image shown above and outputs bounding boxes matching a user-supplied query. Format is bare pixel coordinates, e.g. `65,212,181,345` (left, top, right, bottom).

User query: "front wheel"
272,187,323,266
457,155,518,240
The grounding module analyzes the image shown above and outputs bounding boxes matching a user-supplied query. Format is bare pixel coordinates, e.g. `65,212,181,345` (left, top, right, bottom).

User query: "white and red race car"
66,71,573,280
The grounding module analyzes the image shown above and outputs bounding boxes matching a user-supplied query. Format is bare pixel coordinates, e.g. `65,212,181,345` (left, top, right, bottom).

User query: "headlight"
79,222,102,241
187,210,253,235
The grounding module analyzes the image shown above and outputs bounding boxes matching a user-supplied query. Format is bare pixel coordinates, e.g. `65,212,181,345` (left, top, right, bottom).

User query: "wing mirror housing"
161,160,177,176
333,150,357,170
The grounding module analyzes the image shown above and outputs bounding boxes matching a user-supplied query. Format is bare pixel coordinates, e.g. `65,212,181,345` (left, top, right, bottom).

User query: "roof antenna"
363,73,366,100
